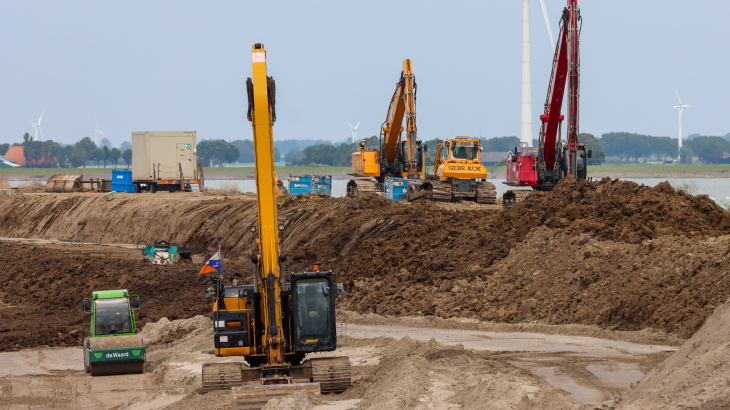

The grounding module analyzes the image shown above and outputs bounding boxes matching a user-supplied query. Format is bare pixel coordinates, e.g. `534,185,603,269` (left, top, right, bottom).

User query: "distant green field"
202,166,352,174
0,167,101,175
588,164,730,174
4,164,728,177
486,164,730,175
0,166,353,176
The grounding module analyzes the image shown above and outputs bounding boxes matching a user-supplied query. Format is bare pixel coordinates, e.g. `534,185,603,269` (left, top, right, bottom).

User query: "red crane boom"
505,0,589,205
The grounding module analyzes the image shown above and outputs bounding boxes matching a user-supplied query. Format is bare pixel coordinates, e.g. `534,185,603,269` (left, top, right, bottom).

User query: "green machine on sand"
82,289,146,376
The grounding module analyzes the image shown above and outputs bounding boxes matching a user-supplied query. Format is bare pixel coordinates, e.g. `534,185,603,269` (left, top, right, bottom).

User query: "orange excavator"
347,59,425,199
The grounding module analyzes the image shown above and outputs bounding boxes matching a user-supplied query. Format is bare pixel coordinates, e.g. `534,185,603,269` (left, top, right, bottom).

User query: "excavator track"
428,181,453,202
502,190,531,210
475,181,497,205
202,362,243,392
346,179,379,198
310,356,352,394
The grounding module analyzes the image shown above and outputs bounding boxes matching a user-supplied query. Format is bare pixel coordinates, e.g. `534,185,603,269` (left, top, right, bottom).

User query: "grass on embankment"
487,164,730,176
589,164,730,174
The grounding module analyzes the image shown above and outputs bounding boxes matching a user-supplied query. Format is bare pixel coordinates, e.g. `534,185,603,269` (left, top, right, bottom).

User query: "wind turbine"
92,115,107,146
348,122,360,143
674,87,691,161
28,109,45,141
520,0,555,148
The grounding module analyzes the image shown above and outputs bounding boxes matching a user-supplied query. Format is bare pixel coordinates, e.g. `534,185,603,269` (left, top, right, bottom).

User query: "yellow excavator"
201,44,351,408
347,59,425,198
408,137,497,204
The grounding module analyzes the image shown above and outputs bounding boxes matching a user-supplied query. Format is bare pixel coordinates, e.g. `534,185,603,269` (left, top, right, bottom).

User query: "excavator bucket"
502,190,531,210
85,335,145,376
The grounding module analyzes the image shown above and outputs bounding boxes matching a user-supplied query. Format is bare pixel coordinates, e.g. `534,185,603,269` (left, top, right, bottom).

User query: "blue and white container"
312,175,332,196
111,169,135,193
385,177,409,202
288,176,313,195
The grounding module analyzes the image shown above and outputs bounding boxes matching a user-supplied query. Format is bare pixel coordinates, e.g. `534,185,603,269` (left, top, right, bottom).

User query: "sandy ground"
0,313,677,410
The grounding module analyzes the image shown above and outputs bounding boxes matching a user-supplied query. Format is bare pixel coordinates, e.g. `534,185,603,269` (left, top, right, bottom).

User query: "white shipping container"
132,131,197,182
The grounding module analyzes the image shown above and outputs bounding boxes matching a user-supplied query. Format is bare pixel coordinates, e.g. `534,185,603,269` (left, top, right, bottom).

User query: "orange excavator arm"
402,60,418,176
381,59,416,170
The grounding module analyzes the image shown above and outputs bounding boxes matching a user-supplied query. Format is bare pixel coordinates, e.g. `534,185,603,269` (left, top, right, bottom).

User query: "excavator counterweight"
201,44,351,409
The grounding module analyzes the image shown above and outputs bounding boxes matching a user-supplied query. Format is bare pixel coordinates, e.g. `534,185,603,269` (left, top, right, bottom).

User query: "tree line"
601,132,730,164
0,134,132,168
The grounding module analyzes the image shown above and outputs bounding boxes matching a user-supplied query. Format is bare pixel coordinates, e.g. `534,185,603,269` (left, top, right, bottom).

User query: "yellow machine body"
434,137,488,180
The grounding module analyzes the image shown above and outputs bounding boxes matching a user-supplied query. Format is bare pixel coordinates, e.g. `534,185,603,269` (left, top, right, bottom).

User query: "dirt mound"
615,297,730,410
342,227,730,337
0,242,250,351
0,177,728,348
510,177,730,242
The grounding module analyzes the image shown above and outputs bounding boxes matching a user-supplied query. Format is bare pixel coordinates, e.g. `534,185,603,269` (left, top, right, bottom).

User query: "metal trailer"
131,131,204,193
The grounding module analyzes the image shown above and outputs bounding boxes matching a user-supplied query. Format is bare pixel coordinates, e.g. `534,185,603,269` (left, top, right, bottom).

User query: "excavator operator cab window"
451,141,478,161
94,298,132,336
577,149,587,180
291,277,336,352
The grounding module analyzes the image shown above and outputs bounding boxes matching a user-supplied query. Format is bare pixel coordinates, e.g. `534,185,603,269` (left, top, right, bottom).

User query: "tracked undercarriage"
408,179,497,205
346,179,381,198
202,356,352,395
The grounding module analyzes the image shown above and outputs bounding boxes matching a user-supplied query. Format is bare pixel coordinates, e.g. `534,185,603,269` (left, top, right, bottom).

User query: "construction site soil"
0,177,729,349
2,177,730,408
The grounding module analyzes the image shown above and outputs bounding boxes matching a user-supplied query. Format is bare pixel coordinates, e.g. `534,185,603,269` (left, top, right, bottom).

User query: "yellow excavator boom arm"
249,43,285,366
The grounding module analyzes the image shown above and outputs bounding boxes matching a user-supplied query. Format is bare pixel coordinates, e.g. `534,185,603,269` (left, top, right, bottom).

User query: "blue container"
385,177,409,202
312,175,332,196
288,176,313,195
111,169,135,193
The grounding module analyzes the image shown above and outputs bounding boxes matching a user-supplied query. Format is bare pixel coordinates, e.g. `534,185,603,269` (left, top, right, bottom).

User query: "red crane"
503,0,590,208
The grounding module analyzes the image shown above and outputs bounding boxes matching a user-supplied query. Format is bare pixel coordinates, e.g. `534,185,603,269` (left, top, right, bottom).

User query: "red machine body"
506,0,588,191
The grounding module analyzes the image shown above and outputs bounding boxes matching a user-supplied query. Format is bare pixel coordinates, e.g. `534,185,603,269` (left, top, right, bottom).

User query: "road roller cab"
82,289,145,376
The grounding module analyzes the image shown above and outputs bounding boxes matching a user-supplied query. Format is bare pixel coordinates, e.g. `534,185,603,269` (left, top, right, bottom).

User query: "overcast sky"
0,1,727,147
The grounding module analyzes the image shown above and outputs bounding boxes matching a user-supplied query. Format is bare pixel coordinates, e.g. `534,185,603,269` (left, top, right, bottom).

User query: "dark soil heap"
0,177,728,350
284,178,730,337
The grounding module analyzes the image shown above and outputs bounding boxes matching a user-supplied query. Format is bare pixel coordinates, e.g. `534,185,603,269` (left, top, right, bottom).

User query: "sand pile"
615,297,730,409
342,336,579,410
261,390,321,410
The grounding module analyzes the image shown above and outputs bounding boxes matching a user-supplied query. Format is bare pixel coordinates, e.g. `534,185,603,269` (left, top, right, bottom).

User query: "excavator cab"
450,140,479,161
576,143,590,181
558,143,590,181
291,270,338,352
